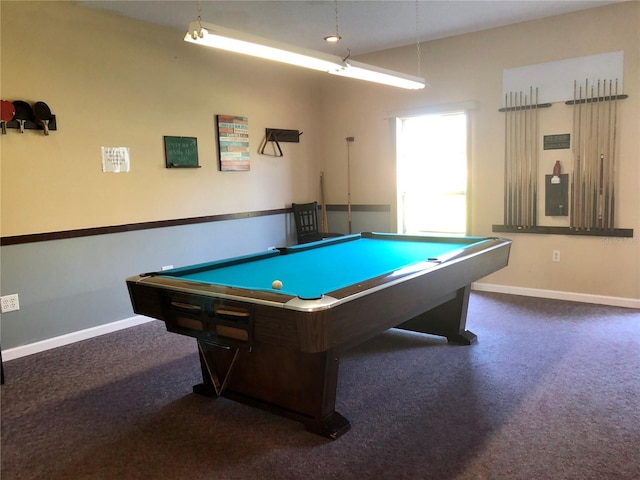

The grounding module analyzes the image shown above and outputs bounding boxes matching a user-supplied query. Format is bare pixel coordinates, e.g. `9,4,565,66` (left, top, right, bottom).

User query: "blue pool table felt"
163,237,486,300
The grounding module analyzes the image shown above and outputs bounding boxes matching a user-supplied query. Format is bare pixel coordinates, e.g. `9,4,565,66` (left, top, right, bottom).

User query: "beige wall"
318,2,639,300
1,1,324,237
2,1,639,302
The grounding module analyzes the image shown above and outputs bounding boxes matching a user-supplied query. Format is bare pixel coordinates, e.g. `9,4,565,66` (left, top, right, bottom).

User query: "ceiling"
81,1,623,56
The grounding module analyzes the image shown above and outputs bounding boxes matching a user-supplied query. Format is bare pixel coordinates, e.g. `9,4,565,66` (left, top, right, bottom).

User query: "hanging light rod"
185,21,425,90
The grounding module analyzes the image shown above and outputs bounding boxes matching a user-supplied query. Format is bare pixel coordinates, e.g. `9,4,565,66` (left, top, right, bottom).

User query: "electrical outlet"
552,250,561,262
1,294,20,313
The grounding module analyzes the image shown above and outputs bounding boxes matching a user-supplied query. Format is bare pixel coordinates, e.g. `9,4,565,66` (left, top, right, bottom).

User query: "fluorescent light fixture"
185,21,425,90
329,60,426,90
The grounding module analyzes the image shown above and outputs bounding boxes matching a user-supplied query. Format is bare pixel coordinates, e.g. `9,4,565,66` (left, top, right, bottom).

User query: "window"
396,112,468,235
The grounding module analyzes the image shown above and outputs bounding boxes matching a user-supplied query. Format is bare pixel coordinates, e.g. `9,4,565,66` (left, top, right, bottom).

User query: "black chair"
292,202,343,244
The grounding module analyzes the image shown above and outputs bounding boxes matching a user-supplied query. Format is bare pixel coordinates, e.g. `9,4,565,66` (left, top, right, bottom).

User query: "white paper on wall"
101,147,131,173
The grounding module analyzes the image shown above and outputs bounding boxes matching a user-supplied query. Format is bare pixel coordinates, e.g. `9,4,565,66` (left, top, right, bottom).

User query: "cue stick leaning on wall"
320,172,329,233
345,136,354,234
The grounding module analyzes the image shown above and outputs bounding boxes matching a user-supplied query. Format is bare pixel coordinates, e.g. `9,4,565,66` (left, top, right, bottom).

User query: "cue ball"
272,280,283,290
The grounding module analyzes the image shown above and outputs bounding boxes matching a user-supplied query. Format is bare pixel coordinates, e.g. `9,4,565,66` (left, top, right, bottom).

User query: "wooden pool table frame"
127,233,511,439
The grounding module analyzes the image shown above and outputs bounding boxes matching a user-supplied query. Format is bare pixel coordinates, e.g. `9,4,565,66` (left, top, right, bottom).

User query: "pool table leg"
192,340,352,439
306,411,351,440
396,285,477,345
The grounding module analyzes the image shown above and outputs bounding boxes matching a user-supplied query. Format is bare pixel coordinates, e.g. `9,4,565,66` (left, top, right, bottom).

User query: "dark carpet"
1,292,639,479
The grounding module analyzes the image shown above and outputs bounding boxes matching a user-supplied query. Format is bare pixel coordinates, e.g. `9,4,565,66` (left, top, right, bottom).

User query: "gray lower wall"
325,209,393,236
0,209,391,351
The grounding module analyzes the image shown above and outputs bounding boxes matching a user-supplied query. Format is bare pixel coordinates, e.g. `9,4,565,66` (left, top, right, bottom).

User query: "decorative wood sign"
216,115,250,171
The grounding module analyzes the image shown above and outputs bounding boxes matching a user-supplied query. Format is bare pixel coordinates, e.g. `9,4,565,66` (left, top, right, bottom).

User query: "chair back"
292,202,321,244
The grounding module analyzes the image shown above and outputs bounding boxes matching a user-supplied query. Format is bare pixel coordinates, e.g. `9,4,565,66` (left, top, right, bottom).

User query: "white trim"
472,283,640,309
2,315,154,361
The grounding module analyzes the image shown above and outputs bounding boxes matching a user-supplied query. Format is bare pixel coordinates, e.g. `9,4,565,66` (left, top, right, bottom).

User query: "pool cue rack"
492,224,633,237
493,81,633,238
565,94,628,105
497,103,552,112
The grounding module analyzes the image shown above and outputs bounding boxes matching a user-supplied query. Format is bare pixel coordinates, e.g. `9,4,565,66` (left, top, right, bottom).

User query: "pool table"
126,232,511,439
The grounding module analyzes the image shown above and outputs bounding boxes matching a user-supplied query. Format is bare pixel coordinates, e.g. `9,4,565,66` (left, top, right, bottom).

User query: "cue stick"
525,91,528,227
504,93,508,226
520,93,528,227
528,88,534,227
514,92,522,226
518,91,524,226
591,83,598,229
574,83,581,229
586,81,594,229
604,79,612,229
533,87,540,226
609,79,618,229
592,81,597,228
509,92,514,226
523,91,529,227
519,91,525,226
578,85,587,228
598,153,604,228
530,89,535,226
524,90,529,227
602,80,610,229
320,172,329,233
595,80,601,229
522,91,528,226
583,81,590,229
579,82,585,229
531,88,536,226
512,91,518,226
346,137,353,234
509,92,515,225
571,81,577,229
510,92,516,226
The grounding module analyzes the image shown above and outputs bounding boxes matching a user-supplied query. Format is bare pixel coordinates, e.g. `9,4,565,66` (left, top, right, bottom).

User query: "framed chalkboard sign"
164,136,199,168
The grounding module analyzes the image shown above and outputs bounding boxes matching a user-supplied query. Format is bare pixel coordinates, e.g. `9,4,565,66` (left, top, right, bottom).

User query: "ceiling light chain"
193,2,204,39
324,0,342,43
334,0,340,39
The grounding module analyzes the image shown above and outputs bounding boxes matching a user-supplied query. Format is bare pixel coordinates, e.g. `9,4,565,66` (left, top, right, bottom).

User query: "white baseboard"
2,315,154,362
472,283,640,309
3,286,638,362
